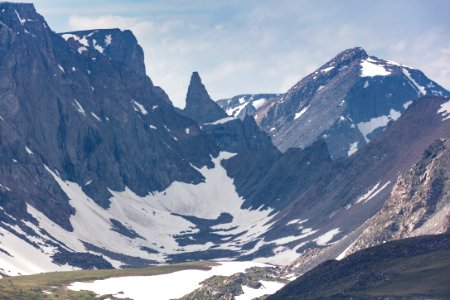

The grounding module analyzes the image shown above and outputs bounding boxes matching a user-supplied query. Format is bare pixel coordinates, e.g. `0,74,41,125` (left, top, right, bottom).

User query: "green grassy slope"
0,261,215,300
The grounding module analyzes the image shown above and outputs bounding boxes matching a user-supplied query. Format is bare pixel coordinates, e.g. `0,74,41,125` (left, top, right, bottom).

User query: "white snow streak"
25,146,33,155
73,99,86,116
204,117,236,125
132,100,148,115
437,99,450,121
294,105,309,120
91,112,101,122
402,68,426,96
356,181,391,204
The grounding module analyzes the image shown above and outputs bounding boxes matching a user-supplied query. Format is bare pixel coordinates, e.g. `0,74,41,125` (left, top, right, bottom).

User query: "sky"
31,0,450,108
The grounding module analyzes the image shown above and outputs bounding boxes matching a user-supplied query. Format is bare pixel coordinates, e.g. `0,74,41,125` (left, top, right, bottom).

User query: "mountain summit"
257,47,450,158
183,71,228,124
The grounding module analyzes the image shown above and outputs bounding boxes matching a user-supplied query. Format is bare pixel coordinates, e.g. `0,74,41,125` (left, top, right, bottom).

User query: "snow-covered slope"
5,153,282,272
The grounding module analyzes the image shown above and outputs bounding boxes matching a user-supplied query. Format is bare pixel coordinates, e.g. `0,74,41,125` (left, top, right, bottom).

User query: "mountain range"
0,2,449,299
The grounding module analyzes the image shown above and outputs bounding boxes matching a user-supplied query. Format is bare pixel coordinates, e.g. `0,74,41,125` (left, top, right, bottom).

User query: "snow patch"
73,99,86,116
132,100,148,115
61,33,89,47
92,39,104,53
104,34,112,46
286,219,308,226
236,280,285,300
403,100,413,110
363,81,369,88
314,228,340,246
357,109,401,142
437,99,450,121
356,181,391,204
360,59,391,77
204,117,236,126
77,46,88,54
252,98,267,110
68,261,267,300
294,105,309,120
402,68,426,96
226,102,248,117
14,9,31,25
321,66,334,73
25,146,33,155
91,112,101,122
347,142,358,156
0,226,76,276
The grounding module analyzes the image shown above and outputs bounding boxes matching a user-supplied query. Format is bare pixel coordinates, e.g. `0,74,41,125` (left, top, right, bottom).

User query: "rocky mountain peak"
258,46,450,159
183,71,228,124
0,2,50,38
334,47,368,62
59,28,146,76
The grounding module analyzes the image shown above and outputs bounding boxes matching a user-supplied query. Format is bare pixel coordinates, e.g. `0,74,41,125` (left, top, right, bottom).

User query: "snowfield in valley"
68,261,282,300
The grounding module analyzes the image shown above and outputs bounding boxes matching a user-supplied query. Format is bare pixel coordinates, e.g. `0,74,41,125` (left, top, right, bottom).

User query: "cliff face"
347,138,450,255
0,3,217,230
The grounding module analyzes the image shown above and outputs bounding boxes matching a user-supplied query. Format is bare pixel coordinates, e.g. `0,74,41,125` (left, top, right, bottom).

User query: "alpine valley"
0,2,449,300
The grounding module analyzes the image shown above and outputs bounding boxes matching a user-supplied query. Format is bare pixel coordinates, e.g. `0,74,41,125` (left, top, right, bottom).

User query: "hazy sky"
32,0,450,107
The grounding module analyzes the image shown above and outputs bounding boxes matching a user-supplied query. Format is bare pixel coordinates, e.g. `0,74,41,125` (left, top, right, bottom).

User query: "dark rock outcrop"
269,234,450,300
0,3,217,231
183,72,228,124
346,138,450,255
60,28,147,76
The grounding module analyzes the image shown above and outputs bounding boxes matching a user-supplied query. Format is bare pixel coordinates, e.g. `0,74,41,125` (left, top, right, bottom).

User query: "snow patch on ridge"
252,98,267,110
402,68,426,96
61,33,89,47
360,58,391,77
132,99,148,115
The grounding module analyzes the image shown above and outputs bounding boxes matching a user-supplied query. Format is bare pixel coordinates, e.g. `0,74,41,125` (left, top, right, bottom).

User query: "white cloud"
50,1,450,108
68,15,153,34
